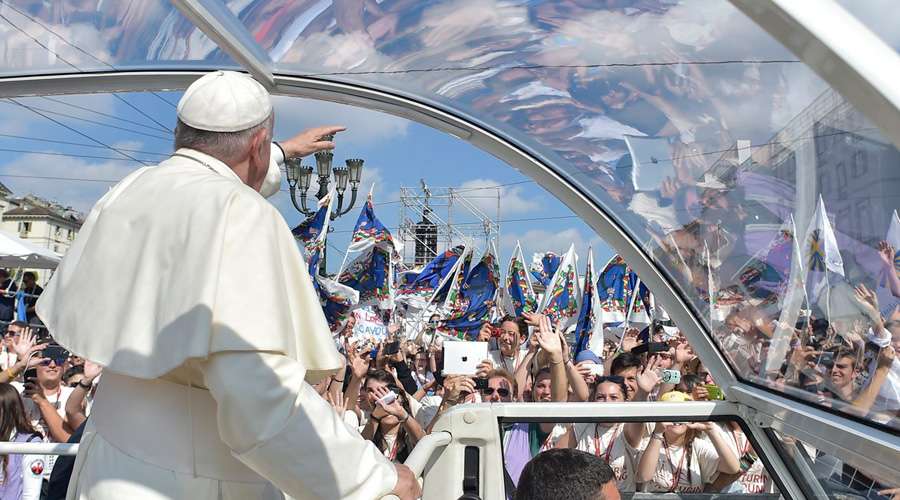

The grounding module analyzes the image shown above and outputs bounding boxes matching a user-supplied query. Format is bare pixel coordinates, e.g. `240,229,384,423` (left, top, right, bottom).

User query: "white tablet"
442,341,489,376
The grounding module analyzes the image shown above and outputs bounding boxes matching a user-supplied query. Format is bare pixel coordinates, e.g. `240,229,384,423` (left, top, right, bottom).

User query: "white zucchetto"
177,70,273,132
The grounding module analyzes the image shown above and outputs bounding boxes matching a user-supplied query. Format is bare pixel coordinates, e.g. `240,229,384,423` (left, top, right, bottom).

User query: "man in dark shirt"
0,269,17,322
21,271,43,324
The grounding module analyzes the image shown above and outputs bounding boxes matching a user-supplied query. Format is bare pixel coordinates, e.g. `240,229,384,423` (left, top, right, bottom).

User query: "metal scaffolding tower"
398,179,500,269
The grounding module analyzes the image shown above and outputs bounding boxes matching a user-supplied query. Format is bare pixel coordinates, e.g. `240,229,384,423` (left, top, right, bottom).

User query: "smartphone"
817,351,835,367
41,345,69,361
383,341,401,356
376,391,398,406
661,369,681,385
588,364,605,377
631,342,670,356
474,377,489,391
23,367,37,384
705,384,724,400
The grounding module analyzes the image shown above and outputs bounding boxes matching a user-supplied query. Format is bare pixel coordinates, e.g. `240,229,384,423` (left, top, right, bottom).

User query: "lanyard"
663,437,687,492
730,428,751,456
592,423,620,462
386,434,402,461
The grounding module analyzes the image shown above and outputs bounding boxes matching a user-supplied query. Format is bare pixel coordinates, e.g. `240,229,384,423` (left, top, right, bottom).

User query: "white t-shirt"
1,431,42,500
0,348,17,371
571,422,642,491
489,349,527,373
12,383,74,479
643,435,721,493
717,424,773,494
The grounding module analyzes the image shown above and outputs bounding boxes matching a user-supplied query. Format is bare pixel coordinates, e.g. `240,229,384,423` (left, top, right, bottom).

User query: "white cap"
177,71,272,132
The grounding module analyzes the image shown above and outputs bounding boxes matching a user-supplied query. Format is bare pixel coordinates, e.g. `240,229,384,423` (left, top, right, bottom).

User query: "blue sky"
0,91,613,273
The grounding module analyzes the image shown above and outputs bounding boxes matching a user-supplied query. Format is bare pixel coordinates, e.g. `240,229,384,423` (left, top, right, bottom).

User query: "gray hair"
174,114,273,164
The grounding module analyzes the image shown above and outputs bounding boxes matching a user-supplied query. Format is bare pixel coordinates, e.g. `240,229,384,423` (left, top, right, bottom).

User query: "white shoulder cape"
37,149,342,380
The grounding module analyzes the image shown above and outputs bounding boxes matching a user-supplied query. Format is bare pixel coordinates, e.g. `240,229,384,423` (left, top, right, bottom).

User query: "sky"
0,91,614,274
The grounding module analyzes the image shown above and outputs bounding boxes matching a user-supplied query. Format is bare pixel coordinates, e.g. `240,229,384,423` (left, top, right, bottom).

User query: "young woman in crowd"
361,370,425,463
0,383,43,500
555,376,647,491
635,391,740,493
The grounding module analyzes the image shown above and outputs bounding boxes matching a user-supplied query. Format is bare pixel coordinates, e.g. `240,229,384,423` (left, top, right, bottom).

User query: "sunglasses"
40,357,67,366
595,376,625,384
480,387,511,397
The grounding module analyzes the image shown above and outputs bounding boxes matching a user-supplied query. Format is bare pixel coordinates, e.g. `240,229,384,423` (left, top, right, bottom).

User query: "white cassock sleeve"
201,350,397,500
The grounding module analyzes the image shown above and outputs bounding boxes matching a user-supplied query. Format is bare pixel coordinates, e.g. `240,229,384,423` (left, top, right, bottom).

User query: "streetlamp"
285,135,364,275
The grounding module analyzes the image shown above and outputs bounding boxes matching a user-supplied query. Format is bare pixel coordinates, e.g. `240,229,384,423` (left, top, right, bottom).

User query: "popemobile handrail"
0,442,78,455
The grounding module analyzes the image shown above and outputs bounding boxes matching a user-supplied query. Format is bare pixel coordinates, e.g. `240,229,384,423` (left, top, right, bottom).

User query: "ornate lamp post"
285,135,364,275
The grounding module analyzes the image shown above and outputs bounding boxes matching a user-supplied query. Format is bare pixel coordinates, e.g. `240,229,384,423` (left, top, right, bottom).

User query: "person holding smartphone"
362,371,425,463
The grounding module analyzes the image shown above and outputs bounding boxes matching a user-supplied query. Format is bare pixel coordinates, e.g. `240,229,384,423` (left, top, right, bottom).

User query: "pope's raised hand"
279,126,346,158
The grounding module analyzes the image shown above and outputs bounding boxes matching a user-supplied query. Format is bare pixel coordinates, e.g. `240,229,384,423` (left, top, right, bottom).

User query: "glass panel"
837,0,900,54
499,416,781,497
241,0,900,429
772,432,899,499
0,0,238,76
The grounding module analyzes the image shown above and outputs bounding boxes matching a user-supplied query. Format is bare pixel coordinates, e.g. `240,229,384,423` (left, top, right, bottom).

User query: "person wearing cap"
36,71,418,500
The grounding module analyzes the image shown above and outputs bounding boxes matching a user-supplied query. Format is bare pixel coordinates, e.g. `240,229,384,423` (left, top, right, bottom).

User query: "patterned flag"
573,246,604,358
292,194,359,332
802,196,844,308
530,251,561,288
338,188,402,311
441,245,474,312
292,193,334,279
765,215,808,375
396,245,465,309
597,256,648,324
442,242,501,339
539,244,581,329
505,241,538,316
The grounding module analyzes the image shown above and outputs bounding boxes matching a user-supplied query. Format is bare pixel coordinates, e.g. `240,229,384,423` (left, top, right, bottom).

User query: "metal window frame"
0,68,895,489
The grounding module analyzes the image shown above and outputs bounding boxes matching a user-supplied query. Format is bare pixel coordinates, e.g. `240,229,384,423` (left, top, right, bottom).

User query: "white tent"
0,230,62,269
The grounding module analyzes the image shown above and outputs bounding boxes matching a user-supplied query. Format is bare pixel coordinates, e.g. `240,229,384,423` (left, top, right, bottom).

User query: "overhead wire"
6,98,151,165
0,0,177,111
0,132,168,157
40,96,171,134
3,100,170,141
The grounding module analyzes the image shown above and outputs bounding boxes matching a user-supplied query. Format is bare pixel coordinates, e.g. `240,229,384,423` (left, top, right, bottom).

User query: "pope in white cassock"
35,71,420,500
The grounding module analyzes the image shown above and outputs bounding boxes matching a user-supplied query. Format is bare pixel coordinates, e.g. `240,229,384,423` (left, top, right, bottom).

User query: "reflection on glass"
236,0,900,430
501,415,779,496
0,0,236,75
774,432,899,499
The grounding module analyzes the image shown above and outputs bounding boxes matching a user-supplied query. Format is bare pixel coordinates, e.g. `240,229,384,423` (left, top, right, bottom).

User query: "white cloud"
0,152,138,212
457,178,540,218
271,96,409,149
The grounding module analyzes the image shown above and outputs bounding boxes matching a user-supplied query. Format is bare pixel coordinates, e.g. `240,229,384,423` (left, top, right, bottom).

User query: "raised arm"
201,351,419,500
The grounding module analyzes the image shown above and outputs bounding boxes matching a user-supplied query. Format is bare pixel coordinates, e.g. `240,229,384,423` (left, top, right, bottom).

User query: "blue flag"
396,245,465,309
443,243,500,339
505,241,538,316
539,244,581,329
15,289,26,322
339,189,400,310
574,247,603,356
530,252,561,287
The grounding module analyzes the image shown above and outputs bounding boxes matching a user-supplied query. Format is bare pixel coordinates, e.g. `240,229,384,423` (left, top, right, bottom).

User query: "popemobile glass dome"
0,0,898,452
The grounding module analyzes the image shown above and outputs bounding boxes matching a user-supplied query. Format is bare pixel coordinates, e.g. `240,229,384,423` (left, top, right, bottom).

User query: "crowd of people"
0,265,897,498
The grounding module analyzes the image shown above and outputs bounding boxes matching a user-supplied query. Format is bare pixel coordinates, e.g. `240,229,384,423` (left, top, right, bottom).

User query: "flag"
530,251,561,288
292,193,359,332
338,188,401,310
573,246,604,357
442,242,501,339
397,245,465,309
539,244,581,328
293,193,334,279
441,245,474,312
765,215,807,375
505,241,538,316
14,289,26,322
597,255,648,324
802,196,844,310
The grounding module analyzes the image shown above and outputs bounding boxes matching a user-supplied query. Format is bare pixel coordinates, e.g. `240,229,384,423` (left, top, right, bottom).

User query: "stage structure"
398,180,500,269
